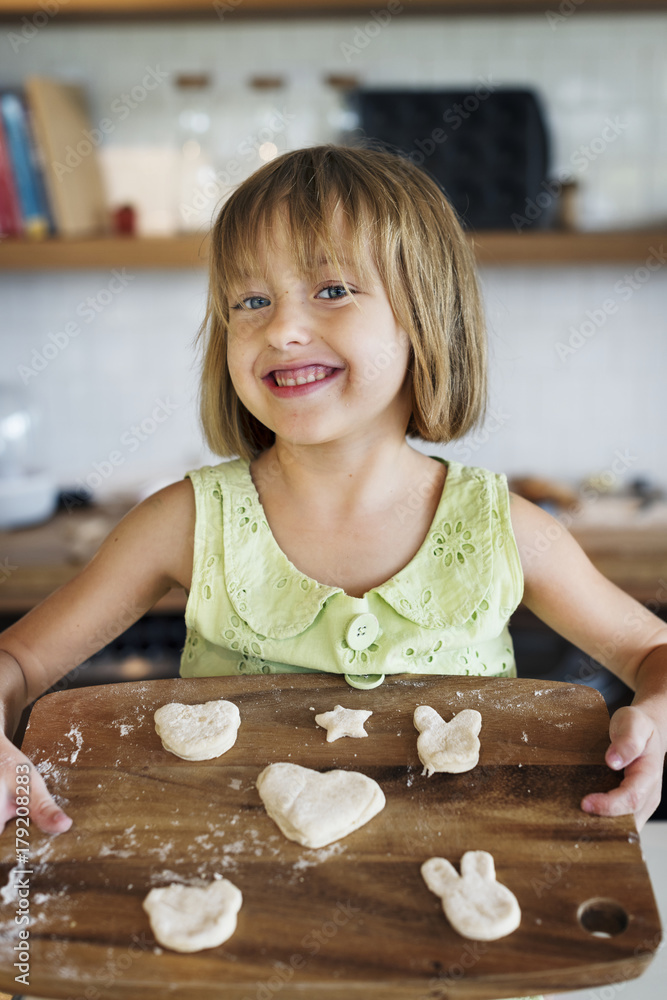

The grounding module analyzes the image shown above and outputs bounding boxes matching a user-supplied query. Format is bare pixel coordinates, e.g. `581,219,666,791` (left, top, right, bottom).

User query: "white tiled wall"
1,13,666,496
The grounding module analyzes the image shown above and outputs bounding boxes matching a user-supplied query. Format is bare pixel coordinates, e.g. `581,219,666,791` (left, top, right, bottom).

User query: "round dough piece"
154,699,241,760
143,878,243,952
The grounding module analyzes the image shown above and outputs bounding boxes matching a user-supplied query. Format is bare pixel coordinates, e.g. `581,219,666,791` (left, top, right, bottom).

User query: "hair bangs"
212,150,385,314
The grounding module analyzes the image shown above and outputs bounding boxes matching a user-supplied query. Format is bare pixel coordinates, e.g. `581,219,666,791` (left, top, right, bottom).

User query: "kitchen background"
0,18,665,690
0,6,666,998
2,6,667,697
1,9,666,496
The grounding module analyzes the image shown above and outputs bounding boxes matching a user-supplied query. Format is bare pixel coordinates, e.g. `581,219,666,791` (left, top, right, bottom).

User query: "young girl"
1,148,665,850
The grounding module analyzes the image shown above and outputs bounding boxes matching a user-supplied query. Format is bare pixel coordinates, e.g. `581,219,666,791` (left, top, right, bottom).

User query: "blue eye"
317,284,350,300
233,295,270,311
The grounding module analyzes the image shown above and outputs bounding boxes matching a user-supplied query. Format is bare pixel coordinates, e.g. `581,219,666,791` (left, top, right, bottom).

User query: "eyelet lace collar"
218,458,494,639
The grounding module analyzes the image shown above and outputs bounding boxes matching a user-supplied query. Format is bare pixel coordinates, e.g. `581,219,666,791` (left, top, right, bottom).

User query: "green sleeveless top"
180,457,524,689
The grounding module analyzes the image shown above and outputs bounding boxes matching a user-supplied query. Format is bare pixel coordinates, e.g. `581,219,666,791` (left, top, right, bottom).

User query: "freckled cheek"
226,352,256,407
353,327,410,385
225,348,239,385
226,336,253,376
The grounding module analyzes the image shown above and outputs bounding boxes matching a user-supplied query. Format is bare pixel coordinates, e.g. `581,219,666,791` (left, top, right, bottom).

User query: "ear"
421,856,459,896
460,850,496,882
447,710,482,736
413,705,442,733
459,709,482,736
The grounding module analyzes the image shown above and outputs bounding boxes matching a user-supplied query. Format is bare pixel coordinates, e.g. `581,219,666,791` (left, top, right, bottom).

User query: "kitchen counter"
1,495,666,615
0,500,185,615
564,496,667,606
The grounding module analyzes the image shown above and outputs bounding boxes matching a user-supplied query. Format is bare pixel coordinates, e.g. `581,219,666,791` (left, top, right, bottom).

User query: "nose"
263,293,312,351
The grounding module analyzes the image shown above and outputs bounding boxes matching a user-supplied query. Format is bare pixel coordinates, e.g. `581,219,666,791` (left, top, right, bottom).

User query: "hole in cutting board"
577,898,629,937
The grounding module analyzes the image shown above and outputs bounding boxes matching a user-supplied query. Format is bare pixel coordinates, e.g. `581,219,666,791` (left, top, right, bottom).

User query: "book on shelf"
0,110,22,238
0,89,52,240
0,76,111,242
25,75,110,239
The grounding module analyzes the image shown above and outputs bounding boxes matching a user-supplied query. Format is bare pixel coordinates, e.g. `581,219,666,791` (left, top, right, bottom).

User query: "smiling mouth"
268,365,339,387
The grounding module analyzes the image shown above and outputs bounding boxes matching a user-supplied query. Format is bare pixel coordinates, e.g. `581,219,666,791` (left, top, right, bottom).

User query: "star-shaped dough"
314,705,373,742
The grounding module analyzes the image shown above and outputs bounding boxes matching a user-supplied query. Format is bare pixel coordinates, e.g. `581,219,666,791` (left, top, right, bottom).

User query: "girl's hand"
509,494,667,831
581,705,665,830
0,733,72,837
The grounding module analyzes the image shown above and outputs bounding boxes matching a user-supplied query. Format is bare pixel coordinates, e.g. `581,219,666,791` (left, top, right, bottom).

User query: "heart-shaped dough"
256,762,385,849
414,706,482,776
154,699,240,760
143,878,242,952
422,851,521,940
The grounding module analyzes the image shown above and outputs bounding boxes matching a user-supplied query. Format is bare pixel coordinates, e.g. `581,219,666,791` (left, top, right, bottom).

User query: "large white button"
346,613,379,651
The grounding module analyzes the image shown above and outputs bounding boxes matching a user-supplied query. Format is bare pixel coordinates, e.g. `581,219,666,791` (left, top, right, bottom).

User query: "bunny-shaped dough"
421,851,521,940
413,706,482,776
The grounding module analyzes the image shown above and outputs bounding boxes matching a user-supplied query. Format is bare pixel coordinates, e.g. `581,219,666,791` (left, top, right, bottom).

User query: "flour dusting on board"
99,844,135,858
148,868,197,886
293,842,346,870
147,840,175,861
109,715,137,736
63,724,83,763
1,865,22,904
222,839,246,855
195,834,216,851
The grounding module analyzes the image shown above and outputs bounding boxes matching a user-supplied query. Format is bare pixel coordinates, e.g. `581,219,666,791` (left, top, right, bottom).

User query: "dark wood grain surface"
0,675,661,999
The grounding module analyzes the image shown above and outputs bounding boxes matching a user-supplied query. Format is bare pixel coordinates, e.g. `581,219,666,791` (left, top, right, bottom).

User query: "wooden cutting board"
0,675,661,999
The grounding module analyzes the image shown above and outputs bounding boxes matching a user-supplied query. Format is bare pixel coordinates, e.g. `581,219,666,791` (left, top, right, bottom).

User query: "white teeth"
274,370,330,387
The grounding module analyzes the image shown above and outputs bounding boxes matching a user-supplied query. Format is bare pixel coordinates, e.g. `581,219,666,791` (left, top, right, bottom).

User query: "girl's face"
225,214,412,453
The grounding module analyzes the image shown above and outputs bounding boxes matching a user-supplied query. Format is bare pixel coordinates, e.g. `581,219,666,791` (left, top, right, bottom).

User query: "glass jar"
170,72,218,233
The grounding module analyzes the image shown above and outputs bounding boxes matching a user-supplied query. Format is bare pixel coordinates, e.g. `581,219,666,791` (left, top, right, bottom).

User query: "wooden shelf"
1,229,665,269
471,228,667,266
0,233,210,270
0,0,665,18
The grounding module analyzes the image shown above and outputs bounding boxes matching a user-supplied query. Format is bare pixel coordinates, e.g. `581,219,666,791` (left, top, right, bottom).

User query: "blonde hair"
196,143,487,460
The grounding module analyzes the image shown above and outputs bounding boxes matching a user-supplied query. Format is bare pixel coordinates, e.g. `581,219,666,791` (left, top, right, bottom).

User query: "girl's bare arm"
0,478,195,835
509,492,667,829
